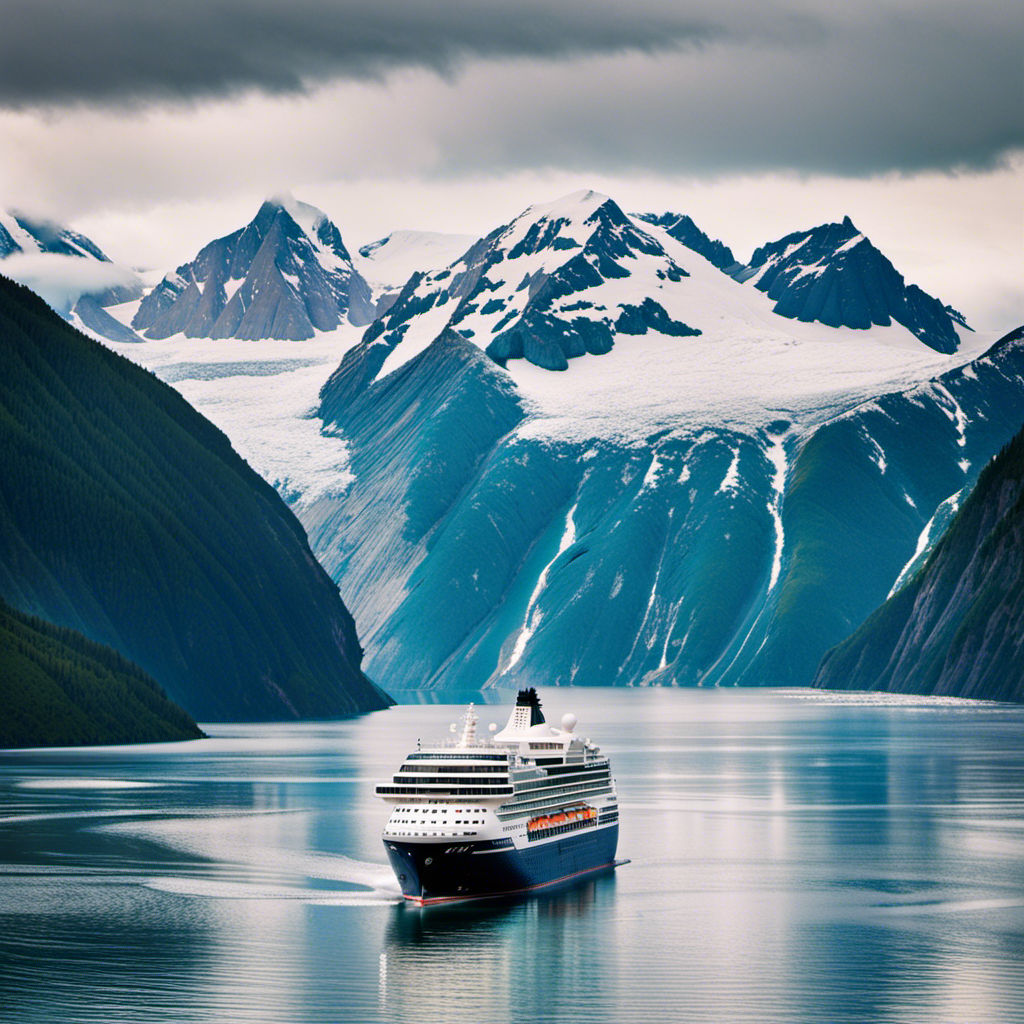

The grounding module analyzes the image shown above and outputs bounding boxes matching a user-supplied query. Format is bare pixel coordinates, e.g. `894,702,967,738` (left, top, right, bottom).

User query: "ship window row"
377,785,514,796
399,764,509,774
391,774,509,786
386,830,479,838
391,806,488,815
392,817,485,825
512,770,611,793
503,780,612,805
497,784,613,818
542,760,610,776
512,762,609,781
406,752,509,761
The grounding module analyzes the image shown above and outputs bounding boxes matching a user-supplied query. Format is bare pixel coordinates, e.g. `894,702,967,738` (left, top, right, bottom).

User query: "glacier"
98,189,1024,693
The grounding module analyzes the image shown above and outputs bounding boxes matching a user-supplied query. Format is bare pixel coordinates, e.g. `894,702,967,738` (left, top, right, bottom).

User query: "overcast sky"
1,0,1021,329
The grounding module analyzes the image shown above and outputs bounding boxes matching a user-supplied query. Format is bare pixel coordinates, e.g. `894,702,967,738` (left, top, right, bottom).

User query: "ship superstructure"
375,689,620,904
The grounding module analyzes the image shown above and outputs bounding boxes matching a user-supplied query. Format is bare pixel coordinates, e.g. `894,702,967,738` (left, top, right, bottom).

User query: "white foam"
17,778,159,790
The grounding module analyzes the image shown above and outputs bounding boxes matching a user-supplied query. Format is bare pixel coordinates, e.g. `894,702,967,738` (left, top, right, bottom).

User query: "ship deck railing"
526,817,599,842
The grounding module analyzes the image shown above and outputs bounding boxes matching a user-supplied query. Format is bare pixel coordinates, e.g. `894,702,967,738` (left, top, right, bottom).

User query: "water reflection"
1,690,1023,1024
378,879,618,1023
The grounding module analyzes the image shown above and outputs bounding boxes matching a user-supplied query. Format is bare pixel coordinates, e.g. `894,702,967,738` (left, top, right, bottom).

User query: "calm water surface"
2,689,1023,1024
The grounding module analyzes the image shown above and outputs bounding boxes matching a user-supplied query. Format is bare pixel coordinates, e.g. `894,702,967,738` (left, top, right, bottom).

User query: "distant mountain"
296,190,1020,693
0,597,205,748
813,340,1024,703
732,216,967,353
133,196,375,340
0,274,389,720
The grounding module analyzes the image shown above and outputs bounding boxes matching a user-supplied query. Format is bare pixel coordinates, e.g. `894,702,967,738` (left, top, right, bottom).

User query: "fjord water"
2,690,1023,1024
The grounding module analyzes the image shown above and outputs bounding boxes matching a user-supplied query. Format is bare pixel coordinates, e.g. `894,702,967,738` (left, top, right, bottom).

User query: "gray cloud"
0,0,1020,180
421,14,1024,177
0,0,726,106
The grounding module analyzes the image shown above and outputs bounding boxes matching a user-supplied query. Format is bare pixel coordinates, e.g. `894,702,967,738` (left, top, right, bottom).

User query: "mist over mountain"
1,209,145,341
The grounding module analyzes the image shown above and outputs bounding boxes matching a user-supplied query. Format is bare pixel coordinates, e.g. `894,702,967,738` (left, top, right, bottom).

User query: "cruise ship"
375,689,621,905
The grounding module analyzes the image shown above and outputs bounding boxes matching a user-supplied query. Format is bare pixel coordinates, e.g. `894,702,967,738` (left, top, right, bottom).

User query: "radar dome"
561,713,577,733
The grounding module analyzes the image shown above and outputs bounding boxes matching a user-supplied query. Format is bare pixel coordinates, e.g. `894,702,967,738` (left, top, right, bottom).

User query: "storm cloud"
0,0,726,106
1,0,1020,180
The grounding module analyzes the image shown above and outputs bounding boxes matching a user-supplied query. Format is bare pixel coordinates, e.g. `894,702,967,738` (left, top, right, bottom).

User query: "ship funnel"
511,687,545,728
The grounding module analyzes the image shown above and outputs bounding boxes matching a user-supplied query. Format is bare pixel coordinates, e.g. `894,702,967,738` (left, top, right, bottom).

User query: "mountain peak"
263,193,330,237
132,197,374,340
735,218,964,352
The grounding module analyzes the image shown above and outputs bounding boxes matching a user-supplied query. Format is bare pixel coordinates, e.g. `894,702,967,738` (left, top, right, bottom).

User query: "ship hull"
384,824,619,905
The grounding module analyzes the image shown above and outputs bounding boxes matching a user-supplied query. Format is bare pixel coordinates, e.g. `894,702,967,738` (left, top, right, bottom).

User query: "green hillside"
0,274,389,721
0,597,204,748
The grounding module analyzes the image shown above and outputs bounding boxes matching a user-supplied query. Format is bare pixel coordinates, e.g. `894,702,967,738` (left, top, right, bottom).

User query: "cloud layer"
0,0,722,105
1,1,1020,179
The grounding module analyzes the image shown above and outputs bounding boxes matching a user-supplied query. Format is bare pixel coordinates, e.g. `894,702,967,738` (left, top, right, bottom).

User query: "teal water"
2,689,1023,1024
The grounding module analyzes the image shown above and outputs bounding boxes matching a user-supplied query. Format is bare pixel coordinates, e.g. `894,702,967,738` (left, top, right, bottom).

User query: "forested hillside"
0,274,389,721
0,598,204,747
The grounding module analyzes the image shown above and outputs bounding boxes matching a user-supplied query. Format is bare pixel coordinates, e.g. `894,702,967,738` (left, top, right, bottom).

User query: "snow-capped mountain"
291,189,1023,695
352,190,711,377
1,209,145,342
732,216,968,353
132,196,375,341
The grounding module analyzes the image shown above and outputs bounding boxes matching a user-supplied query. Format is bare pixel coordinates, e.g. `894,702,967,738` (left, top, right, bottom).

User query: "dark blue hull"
384,823,619,904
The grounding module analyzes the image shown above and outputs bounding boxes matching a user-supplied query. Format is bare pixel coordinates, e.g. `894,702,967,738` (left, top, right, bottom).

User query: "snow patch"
764,432,788,593
887,488,965,597
834,233,866,254
717,447,741,494
861,427,887,473
502,502,578,674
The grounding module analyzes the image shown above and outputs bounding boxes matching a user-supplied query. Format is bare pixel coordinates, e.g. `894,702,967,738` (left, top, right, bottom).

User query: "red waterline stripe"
406,858,626,907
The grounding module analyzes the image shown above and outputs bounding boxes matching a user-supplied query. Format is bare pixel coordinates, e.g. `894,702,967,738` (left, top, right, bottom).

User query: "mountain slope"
634,212,740,273
0,597,205,748
133,197,374,340
812,344,1024,703
297,191,1021,692
0,273,389,720
355,229,477,316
